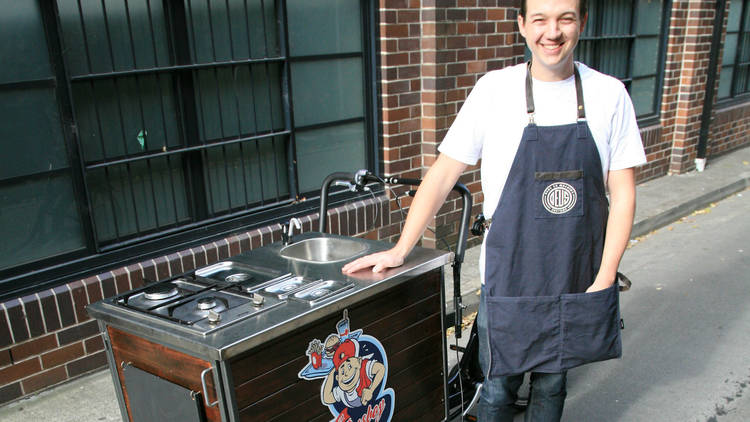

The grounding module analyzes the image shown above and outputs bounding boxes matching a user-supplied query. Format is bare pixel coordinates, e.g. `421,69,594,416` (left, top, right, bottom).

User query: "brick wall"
709,102,750,156
661,1,718,174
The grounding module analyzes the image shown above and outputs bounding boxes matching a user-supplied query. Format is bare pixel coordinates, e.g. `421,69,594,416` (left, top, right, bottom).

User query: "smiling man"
342,0,646,420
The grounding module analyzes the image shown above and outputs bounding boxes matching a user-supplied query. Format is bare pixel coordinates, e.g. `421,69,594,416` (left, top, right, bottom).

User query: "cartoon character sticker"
299,310,395,422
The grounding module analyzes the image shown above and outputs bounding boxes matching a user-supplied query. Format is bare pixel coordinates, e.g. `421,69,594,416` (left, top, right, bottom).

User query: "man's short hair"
519,0,588,18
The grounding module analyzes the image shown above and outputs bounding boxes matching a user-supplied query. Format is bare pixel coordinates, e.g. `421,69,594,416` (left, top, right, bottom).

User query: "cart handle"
318,170,473,338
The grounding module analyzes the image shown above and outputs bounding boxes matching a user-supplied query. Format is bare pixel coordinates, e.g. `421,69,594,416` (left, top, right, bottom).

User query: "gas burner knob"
207,310,222,324
250,293,264,307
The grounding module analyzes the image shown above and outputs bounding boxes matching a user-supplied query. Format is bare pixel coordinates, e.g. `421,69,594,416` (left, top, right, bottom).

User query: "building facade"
1,0,748,405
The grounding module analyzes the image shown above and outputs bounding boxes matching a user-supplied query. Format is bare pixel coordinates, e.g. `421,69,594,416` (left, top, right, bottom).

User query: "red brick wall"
660,1,717,174
709,103,750,156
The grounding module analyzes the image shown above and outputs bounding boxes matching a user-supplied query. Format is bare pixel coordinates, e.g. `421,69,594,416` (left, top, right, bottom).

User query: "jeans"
477,289,567,422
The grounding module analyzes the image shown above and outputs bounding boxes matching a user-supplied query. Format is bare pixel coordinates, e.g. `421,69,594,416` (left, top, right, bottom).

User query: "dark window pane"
0,88,68,179
723,33,738,66
296,122,366,193
633,37,659,78
735,64,749,96
718,66,734,99
291,58,364,127
72,75,181,162
635,0,663,36
57,0,171,75
598,38,630,79
575,39,595,66
195,63,283,142
727,0,743,31
88,156,189,243
740,32,750,64
0,0,51,84
0,175,85,270
600,0,631,35
631,77,656,116
185,0,279,62
204,137,288,213
287,0,362,56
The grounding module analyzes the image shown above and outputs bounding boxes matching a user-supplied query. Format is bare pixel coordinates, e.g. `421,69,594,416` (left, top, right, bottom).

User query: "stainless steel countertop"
87,232,453,361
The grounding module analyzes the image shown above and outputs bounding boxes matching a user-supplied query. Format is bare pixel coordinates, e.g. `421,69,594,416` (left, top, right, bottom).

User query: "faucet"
282,217,302,246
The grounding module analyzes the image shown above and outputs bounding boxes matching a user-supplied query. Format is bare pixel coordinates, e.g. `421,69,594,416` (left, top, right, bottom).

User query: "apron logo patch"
541,182,577,214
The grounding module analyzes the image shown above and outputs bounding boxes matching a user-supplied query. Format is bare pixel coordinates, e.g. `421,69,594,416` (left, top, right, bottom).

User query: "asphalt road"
560,189,750,422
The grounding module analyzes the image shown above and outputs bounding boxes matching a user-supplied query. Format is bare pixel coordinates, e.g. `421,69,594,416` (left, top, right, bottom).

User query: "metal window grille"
719,0,750,100
572,0,670,120
0,0,377,299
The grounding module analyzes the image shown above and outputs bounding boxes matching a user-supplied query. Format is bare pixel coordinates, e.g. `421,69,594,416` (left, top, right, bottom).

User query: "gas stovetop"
114,261,353,335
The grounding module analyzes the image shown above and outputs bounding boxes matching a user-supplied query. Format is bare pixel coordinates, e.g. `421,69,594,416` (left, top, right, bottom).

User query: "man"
343,0,646,420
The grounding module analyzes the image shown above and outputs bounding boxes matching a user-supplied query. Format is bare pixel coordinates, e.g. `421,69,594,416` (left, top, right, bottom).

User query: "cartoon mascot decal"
299,310,395,422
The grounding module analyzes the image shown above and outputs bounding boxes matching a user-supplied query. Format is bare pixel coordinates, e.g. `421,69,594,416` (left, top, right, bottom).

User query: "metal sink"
279,237,369,263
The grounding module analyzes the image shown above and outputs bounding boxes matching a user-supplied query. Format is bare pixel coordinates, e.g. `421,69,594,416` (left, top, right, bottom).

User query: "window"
0,0,377,298
718,0,750,100
574,0,670,119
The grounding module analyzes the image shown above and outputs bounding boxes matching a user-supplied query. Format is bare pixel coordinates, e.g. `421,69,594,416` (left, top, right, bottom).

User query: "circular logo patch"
541,182,577,214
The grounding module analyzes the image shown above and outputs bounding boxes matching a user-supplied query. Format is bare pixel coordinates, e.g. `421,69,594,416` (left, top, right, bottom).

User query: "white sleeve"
332,386,343,402
608,84,647,171
437,76,488,165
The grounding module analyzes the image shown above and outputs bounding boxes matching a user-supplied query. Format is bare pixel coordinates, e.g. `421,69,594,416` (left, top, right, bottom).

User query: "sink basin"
279,237,369,263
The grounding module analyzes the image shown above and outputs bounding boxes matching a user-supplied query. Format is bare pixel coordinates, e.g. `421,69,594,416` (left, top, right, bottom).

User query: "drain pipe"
695,0,728,172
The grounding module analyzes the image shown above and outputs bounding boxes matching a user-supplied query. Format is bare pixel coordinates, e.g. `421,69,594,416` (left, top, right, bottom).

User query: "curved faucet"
282,217,302,246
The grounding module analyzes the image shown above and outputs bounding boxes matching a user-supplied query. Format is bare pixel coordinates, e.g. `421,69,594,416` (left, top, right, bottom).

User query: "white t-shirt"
331,359,375,408
438,62,647,283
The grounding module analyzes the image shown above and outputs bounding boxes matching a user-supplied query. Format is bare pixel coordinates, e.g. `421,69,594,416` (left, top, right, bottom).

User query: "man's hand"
361,387,374,405
586,271,616,293
342,248,405,274
341,154,467,275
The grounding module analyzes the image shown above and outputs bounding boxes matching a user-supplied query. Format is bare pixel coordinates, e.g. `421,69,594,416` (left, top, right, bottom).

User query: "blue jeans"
477,289,567,421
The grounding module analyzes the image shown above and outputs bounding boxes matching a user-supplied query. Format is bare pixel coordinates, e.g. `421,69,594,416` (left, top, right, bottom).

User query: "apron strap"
524,61,586,125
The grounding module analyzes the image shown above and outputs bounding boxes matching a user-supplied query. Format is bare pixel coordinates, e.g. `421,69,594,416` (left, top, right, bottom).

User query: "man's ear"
335,372,340,382
580,13,588,33
517,14,527,39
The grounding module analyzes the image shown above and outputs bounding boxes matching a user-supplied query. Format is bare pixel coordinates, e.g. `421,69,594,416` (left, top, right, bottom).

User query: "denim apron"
483,63,622,377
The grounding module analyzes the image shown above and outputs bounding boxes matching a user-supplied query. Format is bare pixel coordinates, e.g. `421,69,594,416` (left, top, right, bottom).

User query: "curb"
631,176,750,238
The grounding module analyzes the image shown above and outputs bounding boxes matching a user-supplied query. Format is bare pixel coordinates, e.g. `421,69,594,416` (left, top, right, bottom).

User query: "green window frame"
718,0,750,100
0,0,379,300
574,0,671,122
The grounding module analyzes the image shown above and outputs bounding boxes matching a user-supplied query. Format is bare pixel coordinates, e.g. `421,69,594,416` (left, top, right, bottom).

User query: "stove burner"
225,273,252,283
143,284,179,301
197,296,218,310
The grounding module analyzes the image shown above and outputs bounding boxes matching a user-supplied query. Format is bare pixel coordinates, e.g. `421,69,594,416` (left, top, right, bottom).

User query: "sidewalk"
1,147,749,422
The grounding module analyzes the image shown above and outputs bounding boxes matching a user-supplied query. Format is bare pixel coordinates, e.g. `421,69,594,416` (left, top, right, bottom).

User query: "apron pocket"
560,285,621,369
485,295,561,376
534,170,584,218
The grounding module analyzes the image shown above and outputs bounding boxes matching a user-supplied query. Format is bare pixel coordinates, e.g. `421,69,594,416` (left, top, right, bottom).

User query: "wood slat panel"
107,326,221,422
392,366,445,419
234,310,441,408
234,270,445,420
230,270,440,385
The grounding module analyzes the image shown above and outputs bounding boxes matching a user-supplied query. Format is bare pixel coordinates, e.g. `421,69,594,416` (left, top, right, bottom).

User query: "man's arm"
342,154,468,274
322,369,337,404
587,167,636,292
361,361,385,405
